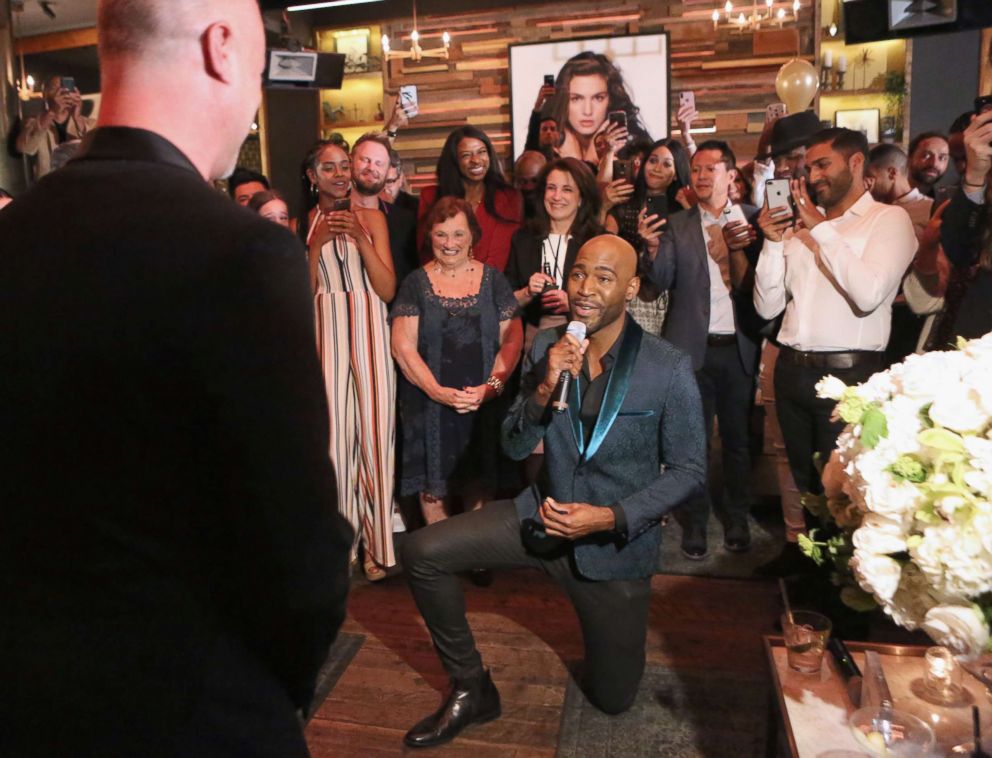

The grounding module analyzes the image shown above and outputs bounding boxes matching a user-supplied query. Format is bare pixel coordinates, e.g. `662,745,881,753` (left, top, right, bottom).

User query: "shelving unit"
315,28,388,147
816,0,909,142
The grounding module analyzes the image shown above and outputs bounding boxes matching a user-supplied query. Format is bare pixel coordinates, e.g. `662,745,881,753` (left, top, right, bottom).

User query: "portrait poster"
509,33,670,161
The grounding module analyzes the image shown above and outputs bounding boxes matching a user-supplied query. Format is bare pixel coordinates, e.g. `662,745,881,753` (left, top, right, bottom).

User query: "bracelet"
485,375,505,396
963,179,986,190
386,129,398,138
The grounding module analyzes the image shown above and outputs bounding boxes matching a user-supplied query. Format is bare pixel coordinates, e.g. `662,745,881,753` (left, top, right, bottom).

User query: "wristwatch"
386,129,399,138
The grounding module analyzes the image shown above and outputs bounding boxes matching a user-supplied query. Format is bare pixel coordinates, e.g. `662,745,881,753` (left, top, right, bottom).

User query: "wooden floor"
305,569,781,757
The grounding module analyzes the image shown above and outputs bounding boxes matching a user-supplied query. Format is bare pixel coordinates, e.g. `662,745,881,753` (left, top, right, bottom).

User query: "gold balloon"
775,58,819,115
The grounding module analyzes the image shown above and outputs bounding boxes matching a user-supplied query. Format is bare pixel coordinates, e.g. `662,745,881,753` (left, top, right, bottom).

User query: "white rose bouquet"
800,334,992,655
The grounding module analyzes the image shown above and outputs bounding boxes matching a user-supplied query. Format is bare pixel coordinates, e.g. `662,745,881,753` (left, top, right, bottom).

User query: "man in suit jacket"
0,2,352,755
401,235,705,749
647,140,765,560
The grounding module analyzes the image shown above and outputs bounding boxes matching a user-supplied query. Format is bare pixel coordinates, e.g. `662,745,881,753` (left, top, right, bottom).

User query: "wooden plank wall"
378,0,816,189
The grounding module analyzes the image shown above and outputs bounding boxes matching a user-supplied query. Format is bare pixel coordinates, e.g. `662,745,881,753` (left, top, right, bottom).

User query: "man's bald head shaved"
567,234,640,335
580,234,639,280
96,0,266,181
513,150,547,192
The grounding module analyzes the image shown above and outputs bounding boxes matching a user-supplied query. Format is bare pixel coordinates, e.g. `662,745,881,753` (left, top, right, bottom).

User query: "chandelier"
381,0,450,63
712,0,802,31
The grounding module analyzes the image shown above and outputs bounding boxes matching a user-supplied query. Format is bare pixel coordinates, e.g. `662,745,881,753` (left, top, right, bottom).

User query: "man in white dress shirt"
753,127,917,506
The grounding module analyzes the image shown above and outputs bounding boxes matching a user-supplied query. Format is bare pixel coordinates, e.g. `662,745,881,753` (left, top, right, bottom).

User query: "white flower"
852,519,908,555
851,551,902,601
921,605,990,655
859,371,896,404
815,375,848,401
930,386,992,434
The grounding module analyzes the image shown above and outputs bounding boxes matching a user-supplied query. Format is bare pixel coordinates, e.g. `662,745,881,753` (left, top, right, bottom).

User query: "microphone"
551,320,587,414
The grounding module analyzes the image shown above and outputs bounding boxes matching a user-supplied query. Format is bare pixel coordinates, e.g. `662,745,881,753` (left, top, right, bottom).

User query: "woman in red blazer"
417,126,523,272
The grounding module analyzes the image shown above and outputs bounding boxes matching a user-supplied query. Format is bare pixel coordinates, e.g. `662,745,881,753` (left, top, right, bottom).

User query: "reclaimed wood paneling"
364,0,816,187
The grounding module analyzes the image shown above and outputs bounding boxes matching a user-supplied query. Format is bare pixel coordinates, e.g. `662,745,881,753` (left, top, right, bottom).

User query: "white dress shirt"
699,202,737,335
754,191,918,351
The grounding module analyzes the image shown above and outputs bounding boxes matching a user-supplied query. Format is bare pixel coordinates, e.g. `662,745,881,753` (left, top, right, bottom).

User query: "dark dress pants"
402,499,652,715
774,359,878,495
677,342,754,543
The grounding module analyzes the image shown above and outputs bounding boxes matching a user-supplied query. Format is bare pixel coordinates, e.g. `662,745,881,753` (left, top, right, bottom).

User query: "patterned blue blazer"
501,317,706,581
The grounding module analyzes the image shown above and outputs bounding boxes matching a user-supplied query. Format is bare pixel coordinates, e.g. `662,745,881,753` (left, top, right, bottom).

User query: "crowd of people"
3,0,992,752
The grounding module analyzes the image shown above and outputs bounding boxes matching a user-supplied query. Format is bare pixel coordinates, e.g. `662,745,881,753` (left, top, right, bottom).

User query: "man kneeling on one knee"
401,234,707,748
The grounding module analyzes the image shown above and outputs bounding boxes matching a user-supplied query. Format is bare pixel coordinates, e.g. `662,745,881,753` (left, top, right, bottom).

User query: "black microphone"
551,320,588,414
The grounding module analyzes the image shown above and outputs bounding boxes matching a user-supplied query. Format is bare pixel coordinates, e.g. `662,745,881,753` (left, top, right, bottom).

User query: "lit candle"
823,50,832,68
381,34,390,52
837,54,848,73
442,31,451,46
712,8,720,26
737,12,746,25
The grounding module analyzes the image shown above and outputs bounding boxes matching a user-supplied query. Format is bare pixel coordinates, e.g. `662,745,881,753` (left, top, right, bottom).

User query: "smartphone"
679,91,695,112
723,204,749,229
543,74,555,87
645,194,668,222
332,197,351,212
765,102,787,123
60,76,76,92
608,110,627,129
765,178,794,216
612,159,632,183
399,84,419,118
975,95,992,115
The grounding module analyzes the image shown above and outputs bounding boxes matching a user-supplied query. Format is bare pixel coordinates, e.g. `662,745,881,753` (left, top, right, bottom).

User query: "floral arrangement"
802,334,992,655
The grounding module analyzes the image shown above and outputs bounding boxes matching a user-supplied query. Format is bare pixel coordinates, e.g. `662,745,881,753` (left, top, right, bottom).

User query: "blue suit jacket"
648,204,765,374
501,318,706,581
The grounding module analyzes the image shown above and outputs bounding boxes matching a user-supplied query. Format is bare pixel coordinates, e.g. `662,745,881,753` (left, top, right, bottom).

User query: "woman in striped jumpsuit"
304,140,397,581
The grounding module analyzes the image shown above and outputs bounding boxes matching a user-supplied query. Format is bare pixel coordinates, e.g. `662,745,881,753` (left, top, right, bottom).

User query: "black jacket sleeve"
524,110,542,153
940,187,986,268
199,224,353,714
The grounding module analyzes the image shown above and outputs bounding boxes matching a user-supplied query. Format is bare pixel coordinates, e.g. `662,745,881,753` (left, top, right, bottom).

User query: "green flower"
837,389,869,424
889,455,927,483
860,406,888,449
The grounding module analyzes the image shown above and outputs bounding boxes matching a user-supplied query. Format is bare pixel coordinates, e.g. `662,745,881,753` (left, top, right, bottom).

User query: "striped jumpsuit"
309,213,396,567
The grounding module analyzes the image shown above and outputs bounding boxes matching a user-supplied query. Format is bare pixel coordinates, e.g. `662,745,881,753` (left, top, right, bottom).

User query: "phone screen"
61,77,76,91
332,198,351,212
399,85,419,117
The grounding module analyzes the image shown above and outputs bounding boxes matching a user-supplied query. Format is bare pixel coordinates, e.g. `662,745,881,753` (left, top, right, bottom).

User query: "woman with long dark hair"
548,51,650,164
605,138,691,337
505,157,602,349
416,126,523,272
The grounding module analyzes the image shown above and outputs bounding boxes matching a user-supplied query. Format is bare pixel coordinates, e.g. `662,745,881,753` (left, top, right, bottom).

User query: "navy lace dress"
390,264,519,497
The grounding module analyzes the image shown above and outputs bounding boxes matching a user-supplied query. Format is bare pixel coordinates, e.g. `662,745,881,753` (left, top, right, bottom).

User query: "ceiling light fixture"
381,0,450,63
287,0,385,11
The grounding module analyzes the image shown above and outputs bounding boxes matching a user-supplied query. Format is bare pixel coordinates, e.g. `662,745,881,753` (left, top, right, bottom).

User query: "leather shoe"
469,568,493,587
681,528,708,560
723,520,751,553
404,670,501,748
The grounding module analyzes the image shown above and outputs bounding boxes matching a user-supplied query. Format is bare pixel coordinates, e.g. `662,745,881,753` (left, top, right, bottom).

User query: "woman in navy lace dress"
391,197,523,524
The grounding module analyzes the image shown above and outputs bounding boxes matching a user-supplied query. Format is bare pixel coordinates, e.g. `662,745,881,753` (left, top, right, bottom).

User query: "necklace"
433,260,475,278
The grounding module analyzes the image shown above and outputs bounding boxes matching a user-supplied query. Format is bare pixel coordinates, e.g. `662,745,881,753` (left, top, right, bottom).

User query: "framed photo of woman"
509,33,670,162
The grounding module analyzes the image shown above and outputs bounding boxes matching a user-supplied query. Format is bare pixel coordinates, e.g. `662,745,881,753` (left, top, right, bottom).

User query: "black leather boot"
403,669,501,748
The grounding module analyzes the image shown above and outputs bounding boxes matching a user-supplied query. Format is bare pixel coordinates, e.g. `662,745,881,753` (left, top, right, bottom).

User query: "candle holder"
820,64,833,92
835,69,846,90
916,646,969,707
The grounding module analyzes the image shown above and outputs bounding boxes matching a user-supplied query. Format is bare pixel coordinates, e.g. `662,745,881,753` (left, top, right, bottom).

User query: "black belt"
707,333,737,347
780,346,885,370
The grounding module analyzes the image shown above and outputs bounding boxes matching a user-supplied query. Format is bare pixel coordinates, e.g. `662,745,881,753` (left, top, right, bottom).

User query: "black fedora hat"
770,111,822,157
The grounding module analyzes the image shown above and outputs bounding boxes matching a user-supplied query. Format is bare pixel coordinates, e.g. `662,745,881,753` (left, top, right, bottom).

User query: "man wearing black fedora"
751,110,823,208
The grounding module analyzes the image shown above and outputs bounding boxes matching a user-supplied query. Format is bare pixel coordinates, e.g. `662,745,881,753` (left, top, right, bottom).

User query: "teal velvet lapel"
568,371,584,456
583,319,643,463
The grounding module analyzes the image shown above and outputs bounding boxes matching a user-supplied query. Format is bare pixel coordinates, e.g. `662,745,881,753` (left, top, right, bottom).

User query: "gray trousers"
402,499,652,715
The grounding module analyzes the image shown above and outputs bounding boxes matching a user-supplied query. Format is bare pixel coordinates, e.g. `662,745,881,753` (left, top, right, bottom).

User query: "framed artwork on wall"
508,33,670,161
835,107,881,143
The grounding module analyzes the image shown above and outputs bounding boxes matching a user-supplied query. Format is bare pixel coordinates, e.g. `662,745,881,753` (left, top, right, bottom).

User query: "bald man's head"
566,235,640,335
96,0,266,180
513,150,547,193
